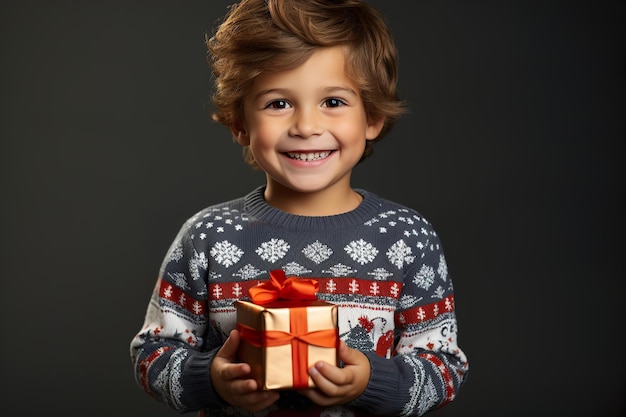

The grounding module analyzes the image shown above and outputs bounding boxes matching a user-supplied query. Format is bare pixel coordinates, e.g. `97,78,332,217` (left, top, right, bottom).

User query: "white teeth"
287,151,331,161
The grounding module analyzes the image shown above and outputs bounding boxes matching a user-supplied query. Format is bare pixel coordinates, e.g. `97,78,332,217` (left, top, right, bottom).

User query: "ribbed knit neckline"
243,186,383,231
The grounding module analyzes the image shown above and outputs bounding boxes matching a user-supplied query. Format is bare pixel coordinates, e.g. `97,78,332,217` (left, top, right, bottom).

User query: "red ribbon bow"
249,269,319,305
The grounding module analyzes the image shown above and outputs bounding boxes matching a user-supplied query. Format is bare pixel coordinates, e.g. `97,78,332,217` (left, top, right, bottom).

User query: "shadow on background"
0,1,623,416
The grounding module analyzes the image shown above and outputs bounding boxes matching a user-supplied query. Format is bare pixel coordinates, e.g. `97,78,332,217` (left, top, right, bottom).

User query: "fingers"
213,330,251,381
210,329,281,411
301,341,370,406
308,361,346,394
310,341,369,386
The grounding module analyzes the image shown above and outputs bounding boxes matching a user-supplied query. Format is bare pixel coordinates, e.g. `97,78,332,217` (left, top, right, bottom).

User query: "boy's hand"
211,329,279,411
299,340,371,406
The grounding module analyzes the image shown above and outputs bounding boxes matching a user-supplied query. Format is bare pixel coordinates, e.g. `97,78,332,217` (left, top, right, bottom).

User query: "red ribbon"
242,270,335,389
249,269,318,305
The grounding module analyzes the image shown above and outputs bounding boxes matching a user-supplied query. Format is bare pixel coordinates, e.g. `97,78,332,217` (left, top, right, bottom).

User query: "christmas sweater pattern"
130,187,468,416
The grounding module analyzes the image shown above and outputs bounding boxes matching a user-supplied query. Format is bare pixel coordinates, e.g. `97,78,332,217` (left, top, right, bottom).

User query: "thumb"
337,340,368,367
337,340,355,364
216,329,241,361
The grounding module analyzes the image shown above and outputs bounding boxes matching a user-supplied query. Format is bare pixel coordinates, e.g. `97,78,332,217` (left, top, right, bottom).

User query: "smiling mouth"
286,151,333,161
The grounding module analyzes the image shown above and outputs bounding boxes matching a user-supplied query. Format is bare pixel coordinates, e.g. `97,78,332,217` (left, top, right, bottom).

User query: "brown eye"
266,100,291,109
324,98,346,108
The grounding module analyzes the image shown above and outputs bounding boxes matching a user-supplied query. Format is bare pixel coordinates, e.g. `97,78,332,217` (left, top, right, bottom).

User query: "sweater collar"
244,186,383,231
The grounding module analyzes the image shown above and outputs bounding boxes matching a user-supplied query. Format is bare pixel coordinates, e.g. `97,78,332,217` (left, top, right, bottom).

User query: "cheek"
335,120,369,145
250,129,276,151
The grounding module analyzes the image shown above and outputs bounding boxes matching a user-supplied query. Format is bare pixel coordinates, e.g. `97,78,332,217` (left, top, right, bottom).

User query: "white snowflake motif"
324,263,356,276
282,262,312,276
210,241,244,268
212,284,223,299
163,285,173,299
364,217,379,226
438,254,448,281
390,282,401,298
386,239,415,269
233,264,264,280
256,238,290,263
413,264,435,290
167,272,190,290
192,301,203,315
189,251,208,281
399,294,422,309
232,283,244,298
326,279,337,293
302,240,333,264
367,267,393,280
344,239,378,265
432,285,445,299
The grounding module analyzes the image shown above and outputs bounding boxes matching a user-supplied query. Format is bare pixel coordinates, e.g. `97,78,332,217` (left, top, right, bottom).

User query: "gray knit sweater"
130,186,468,416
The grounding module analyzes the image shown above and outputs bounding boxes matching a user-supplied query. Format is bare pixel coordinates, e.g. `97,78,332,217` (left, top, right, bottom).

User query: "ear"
230,125,250,146
365,117,385,141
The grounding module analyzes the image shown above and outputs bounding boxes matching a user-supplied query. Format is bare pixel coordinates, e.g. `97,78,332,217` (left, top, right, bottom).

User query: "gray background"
1,1,624,416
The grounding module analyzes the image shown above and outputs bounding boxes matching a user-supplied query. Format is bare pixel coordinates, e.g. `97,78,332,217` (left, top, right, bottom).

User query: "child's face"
235,46,383,197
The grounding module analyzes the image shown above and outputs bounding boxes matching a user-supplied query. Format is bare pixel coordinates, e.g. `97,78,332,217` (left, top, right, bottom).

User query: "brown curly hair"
206,0,405,167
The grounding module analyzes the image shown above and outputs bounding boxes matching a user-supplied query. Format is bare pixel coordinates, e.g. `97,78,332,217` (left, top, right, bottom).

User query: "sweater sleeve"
129,222,227,412
349,224,469,416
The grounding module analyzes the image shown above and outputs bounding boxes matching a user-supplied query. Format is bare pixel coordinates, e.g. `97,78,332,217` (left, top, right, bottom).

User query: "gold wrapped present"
235,270,338,390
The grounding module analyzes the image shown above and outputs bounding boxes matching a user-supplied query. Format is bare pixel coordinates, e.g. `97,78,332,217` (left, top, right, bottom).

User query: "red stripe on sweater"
158,278,206,316
316,277,403,299
138,346,173,394
418,352,456,405
208,277,403,301
395,295,455,326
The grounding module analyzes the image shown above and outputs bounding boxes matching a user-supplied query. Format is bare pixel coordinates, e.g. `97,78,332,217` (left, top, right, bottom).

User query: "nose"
288,107,323,138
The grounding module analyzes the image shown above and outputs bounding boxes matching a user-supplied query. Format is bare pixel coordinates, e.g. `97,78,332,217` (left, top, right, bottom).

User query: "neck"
263,182,362,217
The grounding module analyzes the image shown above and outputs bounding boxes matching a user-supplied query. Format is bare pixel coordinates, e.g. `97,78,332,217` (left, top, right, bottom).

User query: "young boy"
130,1,469,416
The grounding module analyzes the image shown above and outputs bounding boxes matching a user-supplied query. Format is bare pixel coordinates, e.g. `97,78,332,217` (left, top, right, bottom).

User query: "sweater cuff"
180,350,228,410
349,352,402,414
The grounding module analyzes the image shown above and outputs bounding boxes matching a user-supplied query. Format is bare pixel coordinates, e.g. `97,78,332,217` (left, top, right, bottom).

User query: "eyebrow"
253,86,358,100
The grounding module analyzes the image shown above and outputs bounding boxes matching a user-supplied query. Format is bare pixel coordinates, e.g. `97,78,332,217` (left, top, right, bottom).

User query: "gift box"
235,270,338,390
